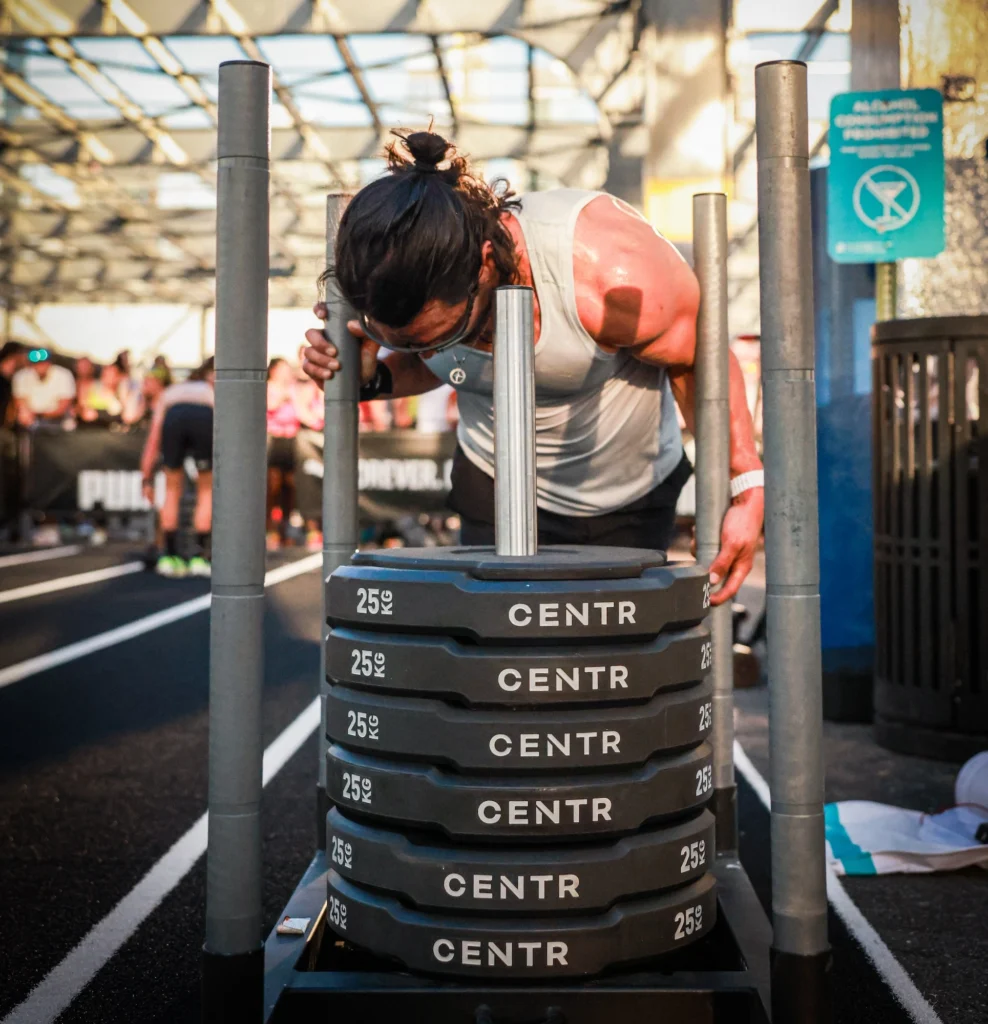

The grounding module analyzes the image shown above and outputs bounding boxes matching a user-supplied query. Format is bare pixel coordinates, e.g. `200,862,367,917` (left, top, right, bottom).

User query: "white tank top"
426,189,684,517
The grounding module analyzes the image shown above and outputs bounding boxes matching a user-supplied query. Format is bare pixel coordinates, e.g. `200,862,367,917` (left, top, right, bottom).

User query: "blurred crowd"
262,348,458,551
0,338,458,548
0,340,173,432
0,339,458,436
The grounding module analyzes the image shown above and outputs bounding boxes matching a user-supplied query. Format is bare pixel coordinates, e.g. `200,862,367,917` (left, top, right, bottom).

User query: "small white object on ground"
276,917,311,936
825,750,988,876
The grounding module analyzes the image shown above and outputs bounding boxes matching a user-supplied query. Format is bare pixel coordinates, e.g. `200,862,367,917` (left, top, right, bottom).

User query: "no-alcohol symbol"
852,165,921,234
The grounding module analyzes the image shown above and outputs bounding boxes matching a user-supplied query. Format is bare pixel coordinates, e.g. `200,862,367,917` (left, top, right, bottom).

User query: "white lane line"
733,741,945,1024
0,545,82,569
1,698,321,1024
0,554,323,691
0,561,144,606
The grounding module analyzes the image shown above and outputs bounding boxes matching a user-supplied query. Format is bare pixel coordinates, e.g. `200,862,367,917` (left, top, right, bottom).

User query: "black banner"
25,427,149,514
23,426,458,522
296,429,457,522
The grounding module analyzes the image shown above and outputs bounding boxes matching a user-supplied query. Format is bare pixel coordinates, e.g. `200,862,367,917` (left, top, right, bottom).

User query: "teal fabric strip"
824,803,877,875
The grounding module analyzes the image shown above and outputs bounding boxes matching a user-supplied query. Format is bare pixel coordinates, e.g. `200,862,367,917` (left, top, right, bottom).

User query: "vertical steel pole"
755,59,831,1022
317,195,360,848
692,193,737,855
494,286,537,557
204,60,270,1024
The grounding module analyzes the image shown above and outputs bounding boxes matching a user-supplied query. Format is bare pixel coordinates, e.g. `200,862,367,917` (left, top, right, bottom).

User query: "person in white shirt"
12,350,76,427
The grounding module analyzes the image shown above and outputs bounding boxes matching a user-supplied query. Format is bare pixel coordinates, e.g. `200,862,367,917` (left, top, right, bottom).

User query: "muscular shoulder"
573,195,699,351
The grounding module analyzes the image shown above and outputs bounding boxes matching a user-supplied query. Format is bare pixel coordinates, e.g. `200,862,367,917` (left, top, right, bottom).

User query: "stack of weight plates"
324,545,715,979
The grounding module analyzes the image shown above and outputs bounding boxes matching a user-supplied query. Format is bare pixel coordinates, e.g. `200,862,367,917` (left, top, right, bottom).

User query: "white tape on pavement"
733,741,945,1024
0,561,144,606
0,553,323,690
1,699,321,1024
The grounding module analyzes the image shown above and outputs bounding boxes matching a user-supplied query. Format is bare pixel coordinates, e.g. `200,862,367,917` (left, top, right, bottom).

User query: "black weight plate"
351,545,667,580
326,680,713,772
327,742,714,842
326,869,717,978
328,561,709,641
327,624,711,707
327,807,715,913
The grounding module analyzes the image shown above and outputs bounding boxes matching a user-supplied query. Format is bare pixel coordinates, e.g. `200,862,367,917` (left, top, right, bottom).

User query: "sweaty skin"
303,195,763,605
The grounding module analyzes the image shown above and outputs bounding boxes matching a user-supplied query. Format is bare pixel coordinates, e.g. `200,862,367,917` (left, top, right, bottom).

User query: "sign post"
828,88,945,320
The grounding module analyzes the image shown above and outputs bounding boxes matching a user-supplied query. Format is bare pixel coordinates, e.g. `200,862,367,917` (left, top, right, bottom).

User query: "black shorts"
267,435,296,472
448,445,692,552
162,403,213,471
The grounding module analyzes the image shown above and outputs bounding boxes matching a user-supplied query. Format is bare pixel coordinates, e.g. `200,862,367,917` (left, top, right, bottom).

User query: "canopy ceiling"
1,0,642,306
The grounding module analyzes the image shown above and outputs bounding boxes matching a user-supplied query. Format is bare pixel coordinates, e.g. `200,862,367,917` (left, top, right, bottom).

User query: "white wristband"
730,469,764,499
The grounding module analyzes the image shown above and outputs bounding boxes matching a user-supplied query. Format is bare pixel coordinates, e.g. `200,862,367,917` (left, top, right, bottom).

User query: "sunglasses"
357,283,480,355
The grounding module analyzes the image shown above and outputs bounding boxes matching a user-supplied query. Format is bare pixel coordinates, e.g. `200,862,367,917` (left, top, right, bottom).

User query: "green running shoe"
187,556,211,578
155,554,188,578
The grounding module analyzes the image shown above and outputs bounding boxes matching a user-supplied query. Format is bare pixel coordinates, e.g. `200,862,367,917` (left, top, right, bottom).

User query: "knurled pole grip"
692,193,738,855
317,194,360,849
755,59,832,1021
204,59,271,1023
494,287,537,556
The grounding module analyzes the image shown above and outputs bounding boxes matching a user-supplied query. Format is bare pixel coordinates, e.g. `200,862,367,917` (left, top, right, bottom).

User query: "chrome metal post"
204,59,271,1023
494,286,537,556
755,58,831,1020
692,192,737,854
317,194,360,848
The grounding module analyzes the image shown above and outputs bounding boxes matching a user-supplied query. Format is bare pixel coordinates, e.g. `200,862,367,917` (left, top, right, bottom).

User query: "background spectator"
0,341,27,538
79,360,124,425
138,363,173,427
114,351,144,424
78,358,144,427
1,341,28,427
12,348,75,427
74,357,99,424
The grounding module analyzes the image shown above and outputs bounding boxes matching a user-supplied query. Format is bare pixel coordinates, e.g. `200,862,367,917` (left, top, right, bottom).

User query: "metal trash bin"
873,316,987,760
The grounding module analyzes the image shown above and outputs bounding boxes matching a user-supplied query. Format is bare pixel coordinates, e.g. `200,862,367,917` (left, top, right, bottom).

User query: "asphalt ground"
0,542,983,1023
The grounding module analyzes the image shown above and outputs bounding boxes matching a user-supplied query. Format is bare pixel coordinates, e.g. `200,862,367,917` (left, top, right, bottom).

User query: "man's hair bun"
393,129,452,171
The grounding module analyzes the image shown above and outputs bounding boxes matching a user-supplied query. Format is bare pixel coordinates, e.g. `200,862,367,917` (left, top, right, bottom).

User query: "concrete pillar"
899,0,988,316
641,0,729,246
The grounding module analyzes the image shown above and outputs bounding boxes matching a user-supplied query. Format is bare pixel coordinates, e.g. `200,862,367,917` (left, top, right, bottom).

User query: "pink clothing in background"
267,394,300,439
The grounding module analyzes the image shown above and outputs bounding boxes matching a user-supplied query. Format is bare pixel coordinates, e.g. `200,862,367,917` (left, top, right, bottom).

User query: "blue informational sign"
828,88,945,263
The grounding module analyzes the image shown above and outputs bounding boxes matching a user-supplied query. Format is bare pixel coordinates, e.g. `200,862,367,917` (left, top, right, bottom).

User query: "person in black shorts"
140,357,214,577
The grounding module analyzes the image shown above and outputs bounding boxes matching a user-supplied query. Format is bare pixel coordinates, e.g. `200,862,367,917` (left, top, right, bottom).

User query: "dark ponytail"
321,130,520,328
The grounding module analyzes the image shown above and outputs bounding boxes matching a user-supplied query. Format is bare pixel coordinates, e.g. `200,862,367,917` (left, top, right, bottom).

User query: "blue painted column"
810,166,876,721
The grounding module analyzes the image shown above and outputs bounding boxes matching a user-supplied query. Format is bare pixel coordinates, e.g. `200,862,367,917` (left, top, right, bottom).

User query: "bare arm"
575,196,763,604
666,355,761,477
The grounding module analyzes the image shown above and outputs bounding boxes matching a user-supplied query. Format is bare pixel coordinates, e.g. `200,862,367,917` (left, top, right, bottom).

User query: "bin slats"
873,320,987,747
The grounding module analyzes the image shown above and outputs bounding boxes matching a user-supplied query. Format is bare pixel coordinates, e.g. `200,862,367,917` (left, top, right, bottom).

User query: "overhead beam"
0,64,114,163
98,0,218,120
432,36,459,137
334,36,384,138
209,0,347,187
